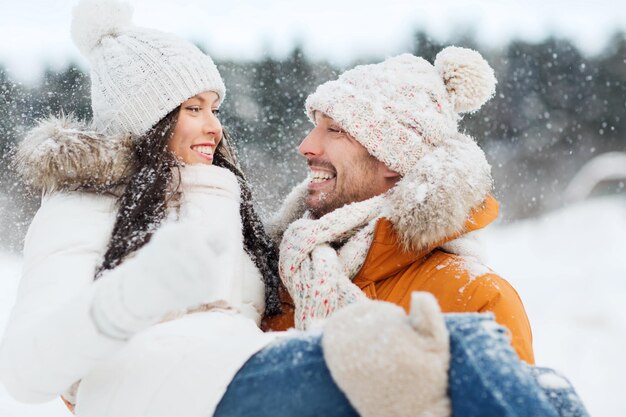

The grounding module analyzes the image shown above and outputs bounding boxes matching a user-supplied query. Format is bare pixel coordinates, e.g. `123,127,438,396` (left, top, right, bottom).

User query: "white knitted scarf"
279,195,389,330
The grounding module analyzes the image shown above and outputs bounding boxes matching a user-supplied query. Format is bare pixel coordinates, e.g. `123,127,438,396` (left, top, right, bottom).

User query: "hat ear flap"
434,46,497,114
387,133,493,253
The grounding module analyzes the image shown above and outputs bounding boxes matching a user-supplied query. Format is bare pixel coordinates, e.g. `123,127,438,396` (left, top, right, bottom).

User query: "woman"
0,0,284,415
0,1,588,417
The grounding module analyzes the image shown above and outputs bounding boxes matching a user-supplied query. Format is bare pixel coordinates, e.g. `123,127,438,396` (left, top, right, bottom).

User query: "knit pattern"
71,0,225,137
279,195,388,329
322,293,451,417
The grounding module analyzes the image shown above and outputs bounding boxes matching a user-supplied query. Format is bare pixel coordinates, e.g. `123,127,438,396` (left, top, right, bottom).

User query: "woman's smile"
190,143,215,162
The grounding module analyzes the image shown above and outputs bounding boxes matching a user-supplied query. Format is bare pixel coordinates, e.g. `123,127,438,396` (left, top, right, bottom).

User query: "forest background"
0,31,624,250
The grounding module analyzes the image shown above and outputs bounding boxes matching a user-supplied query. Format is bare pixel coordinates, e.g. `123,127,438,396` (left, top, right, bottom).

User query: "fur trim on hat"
322,293,451,417
268,132,492,254
386,133,492,253
15,116,132,193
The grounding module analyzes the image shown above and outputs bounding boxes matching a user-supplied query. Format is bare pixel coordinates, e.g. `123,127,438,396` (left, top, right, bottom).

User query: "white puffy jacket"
0,119,277,416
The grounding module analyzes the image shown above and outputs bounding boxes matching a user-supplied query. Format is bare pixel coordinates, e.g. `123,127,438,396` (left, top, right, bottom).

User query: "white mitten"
322,293,451,417
90,220,230,340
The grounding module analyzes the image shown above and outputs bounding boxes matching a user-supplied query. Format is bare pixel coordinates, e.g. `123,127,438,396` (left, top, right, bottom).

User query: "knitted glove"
322,293,451,417
90,221,230,340
280,222,367,330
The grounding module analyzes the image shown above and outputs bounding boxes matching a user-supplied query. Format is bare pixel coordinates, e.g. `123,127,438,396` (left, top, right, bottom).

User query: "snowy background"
1,0,625,416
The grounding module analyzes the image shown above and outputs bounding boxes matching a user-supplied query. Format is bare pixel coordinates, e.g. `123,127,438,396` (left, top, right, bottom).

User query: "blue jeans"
445,313,589,417
214,334,358,417
214,314,589,417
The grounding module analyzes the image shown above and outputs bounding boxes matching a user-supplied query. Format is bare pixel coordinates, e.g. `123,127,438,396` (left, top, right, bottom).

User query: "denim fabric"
213,334,359,417
215,314,589,417
446,313,560,417
446,314,590,417
530,367,590,417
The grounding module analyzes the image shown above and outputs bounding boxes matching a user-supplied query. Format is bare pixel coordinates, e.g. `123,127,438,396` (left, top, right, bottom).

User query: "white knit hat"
71,0,225,137
305,47,496,176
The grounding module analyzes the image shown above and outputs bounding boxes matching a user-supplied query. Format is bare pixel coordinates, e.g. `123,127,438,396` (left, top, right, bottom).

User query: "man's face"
298,112,399,219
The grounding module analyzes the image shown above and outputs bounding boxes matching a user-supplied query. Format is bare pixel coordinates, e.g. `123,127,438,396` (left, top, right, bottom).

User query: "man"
263,46,534,364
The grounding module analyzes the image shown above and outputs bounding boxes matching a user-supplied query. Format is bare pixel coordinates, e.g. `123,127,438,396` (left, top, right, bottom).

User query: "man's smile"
308,167,337,189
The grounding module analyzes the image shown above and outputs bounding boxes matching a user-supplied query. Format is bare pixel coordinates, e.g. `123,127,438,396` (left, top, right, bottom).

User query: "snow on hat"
71,0,225,137
305,47,496,176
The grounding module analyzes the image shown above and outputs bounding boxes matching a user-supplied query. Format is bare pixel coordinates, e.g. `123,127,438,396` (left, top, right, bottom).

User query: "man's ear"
382,166,401,179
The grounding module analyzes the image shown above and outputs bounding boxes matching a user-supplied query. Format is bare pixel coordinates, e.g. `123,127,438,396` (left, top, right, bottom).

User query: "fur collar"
15,116,243,195
269,132,493,254
15,116,133,193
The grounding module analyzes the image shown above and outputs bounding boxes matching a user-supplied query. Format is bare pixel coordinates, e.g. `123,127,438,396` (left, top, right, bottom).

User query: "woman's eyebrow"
189,94,221,106
189,95,206,103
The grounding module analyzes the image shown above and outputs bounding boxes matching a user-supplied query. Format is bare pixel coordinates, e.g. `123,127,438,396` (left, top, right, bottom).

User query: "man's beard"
306,156,383,219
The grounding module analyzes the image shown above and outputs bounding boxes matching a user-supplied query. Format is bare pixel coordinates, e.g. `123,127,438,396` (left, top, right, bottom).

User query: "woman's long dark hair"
96,108,281,316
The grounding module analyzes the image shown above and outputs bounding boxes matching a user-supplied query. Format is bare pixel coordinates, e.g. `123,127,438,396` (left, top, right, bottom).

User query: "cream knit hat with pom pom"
71,0,225,137
305,47,496,176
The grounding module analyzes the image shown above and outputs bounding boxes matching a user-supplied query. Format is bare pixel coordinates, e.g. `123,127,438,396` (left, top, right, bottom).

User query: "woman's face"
168,91,222,165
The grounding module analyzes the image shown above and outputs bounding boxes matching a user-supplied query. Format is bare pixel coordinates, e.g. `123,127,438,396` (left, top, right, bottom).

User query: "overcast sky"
1,0,625,83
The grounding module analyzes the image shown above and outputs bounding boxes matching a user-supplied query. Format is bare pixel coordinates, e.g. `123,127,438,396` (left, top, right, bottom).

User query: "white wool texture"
279,196,388,329
91,166,243,340
305,47,496,176
70,0,225,137
322,293,451,417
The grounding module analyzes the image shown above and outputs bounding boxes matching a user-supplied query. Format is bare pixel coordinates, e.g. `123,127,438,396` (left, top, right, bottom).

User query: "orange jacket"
263,196,535,364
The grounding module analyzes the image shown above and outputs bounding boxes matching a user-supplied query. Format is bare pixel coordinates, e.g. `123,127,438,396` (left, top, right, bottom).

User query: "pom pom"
434,46,496,113
71,0,133,55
